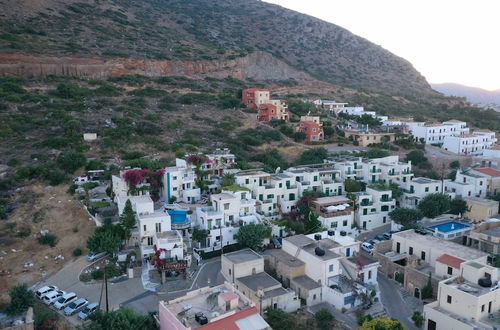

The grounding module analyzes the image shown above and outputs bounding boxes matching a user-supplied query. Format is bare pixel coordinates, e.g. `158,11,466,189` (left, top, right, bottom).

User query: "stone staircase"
141,262,160,292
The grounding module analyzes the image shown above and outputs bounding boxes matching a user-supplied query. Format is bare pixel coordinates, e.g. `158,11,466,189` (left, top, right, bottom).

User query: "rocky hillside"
0,0,432,96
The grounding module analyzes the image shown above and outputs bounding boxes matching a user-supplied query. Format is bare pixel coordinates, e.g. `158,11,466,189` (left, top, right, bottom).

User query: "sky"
264,0,500,91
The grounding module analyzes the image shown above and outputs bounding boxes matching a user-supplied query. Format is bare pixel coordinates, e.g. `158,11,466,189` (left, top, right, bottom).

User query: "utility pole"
104,269,109,313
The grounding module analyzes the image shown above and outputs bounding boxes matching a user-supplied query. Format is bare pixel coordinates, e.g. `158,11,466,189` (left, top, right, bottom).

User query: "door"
346,248,350,257
427,319,437,330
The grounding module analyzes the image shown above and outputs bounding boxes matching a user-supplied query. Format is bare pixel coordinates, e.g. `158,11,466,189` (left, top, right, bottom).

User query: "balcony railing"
360,201,373,206
370,169,382,173
388,171,400,176
380,197,393,202
402,170,414,175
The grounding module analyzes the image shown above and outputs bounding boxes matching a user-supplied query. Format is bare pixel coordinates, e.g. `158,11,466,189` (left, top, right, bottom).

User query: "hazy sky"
265,0,500,90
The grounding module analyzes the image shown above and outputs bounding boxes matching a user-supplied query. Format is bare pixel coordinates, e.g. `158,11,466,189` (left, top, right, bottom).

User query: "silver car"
42,290,65,305
35,285,57,299
64,298,88,316
78,302,99,320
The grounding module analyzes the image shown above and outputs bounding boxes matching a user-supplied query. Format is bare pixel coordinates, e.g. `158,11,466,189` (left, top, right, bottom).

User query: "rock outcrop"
0,51,314,82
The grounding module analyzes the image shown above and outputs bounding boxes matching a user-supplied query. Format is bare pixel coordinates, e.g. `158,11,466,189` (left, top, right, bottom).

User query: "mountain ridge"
0,0,433,96
431,82,500,105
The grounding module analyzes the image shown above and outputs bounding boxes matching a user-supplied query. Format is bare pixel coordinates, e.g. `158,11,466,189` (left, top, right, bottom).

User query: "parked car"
382,232,392,240
375,234,386,241
86,251,107,262
35,285,57,299
42,290,65,305
64,298,88,316
78,302,99,320
361,242,374,254
53,292,77,310
368,239,380,245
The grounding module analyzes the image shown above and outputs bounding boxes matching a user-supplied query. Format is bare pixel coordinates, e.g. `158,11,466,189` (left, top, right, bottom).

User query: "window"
409,247,413,255
396,242,401,253
245,179,249,184
155,223,161,233
331,222,337,228
435,186,439,191
329,264,334,272
229,269,231,275
447,295,452,304
143,225,147,231
313,294,317,300
481,304,485,312
421,251,426,260
147,237,153,246
343,220,348,226
447,267,453,275
425,187,429,192
224,203,229,210
368,270,372,279
383,216,387,223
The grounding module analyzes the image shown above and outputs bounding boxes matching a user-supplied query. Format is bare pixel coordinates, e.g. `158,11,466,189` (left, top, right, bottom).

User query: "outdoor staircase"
141,262,160,292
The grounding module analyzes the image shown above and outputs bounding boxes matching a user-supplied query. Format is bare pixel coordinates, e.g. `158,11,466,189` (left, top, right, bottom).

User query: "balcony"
380,197,393,202
286,184,297,189
388,171,400,176
370,169,382,173
360,201,373,206
402,170,414,175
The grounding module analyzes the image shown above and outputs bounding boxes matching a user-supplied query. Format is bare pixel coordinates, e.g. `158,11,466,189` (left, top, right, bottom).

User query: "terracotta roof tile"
197,307,260,330
475,168,500,177
436,253,465,269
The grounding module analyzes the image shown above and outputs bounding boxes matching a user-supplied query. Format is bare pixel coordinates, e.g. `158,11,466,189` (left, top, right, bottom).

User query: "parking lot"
35,256,146,326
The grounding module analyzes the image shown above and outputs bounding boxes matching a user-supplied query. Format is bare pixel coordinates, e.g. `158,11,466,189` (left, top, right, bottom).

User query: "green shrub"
128,87,167,97
73,248,82,256
57,152,86,173
6,284,34,316
79,273,92,282
38,234,57,247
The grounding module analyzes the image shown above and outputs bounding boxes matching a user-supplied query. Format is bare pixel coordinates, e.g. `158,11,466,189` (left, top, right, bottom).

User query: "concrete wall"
221,254,264,283
424,302,473,330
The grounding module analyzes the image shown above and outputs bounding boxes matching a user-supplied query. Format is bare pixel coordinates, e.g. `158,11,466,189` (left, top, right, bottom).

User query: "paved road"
124,258,222,315
378,273,422,330
355,223,392,241
327,145,367,154
425,145,467,159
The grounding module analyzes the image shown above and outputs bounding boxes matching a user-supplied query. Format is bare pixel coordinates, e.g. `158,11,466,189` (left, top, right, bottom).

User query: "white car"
361,242,374,254
64,298,88,316
78,302,99,320
35,285,57,299
42,290,65,305
87,251,107,262
53,292,77,310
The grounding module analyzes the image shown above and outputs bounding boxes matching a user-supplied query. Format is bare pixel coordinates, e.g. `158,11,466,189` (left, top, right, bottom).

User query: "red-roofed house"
469,167,500,195
435,253,465,278
241,88,270,109
257,104,279,122
295,116,324,142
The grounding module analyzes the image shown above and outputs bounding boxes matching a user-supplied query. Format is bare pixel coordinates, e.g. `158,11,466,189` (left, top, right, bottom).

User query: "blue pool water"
167,209,188,224
428,221,470,233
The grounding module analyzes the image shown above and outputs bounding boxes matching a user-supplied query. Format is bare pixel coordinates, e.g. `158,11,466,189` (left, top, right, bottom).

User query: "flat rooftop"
163,284,250,329
237,272,280,291
313,196,351,205
261,249,305,268
465,197,499,206
347,254,379,267
223,248,262,264
301,242,341,261
412,177,439,184
393,230,488,261
481,227,500,238
291,275,321,290
234,170,269,177
283,234,315,247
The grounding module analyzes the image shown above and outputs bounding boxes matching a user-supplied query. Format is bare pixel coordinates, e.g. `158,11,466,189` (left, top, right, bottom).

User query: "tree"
344,178,364,192
449,160,460,169
421,272,433,299
417,193,451,218
364,148,390,159
83,308,158,330
315,308,335,330
297,148,328,165
412,311,424,327
220,173,235,187
359,318,404,330
389,208,423,227
264,307,307,330
57,152,87,173
234,223,271,250
87,224,124,255
447,170,457,181
293,131,306,142
191,227,208,243
450,198,468,215
406,150,427,166
120,199,136,242
6,284,34,316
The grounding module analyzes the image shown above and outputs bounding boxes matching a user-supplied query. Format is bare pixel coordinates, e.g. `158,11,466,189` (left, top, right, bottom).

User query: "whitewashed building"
355,186,395,230
401,177,442,209
162,159,201,204
442,130,497,155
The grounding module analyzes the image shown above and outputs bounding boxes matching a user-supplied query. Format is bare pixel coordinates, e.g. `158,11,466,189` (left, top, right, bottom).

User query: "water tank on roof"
336,205,346,211
478,277,492,288
326,206,338,212
340,231,347,236
314,234,322,241
315,247,325,256
328,230,335,236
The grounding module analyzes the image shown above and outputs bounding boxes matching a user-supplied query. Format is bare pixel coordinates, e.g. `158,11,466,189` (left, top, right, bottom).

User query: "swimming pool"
428,221,470,233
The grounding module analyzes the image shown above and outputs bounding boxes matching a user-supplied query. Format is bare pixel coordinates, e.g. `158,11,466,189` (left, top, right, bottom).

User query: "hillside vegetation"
1,0,431,96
